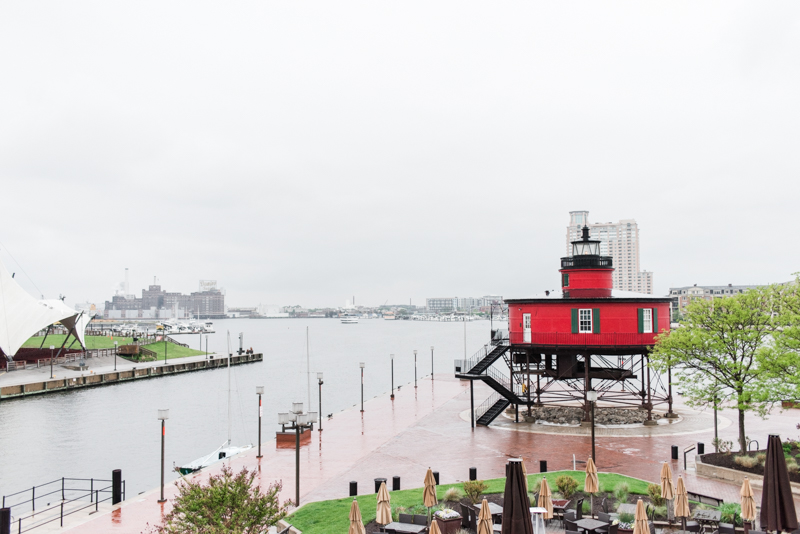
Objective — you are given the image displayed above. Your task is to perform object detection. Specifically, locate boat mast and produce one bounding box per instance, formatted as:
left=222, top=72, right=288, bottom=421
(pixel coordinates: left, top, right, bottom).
left=227, top=331, right=232, bottom=446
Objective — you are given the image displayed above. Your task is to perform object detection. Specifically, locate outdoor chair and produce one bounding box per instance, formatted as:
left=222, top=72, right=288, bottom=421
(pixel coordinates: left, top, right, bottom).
left=648, top=520, right=656, bottom=534
left=566, top=530, right=581, bottom=534
left=684, top=521, right=701, bottom=533
left=564, top=510, right=577, bottom=522
left=399, top=514, right=413, bottom=524
left=565, top=518, right=582, bottom=533
left=601, top=498, right=609, bottom=514
left=597, top=513, right=612, bottom=523
left=414, top=515, right=428, bottom=525
left=469, top=506, right=478, bottom=532
left=460, top=504, right=470, bottom=528
left=597, top=523, right=618, bottom=534
left=748, top=530, right=766, bottom=534
left=719, top=523, right=736, bottom=534
left=575, top=498, right=584, bottom=520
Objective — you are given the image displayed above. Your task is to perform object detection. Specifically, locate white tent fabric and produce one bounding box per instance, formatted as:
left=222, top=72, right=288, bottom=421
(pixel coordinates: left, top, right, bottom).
left=0, top=259, right=89, bottom=359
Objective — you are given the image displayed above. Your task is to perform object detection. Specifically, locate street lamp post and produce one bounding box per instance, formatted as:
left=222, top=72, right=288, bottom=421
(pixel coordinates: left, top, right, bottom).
left=317, top=373, right=323, bottom=431
left=49, top=345, right=55, bottom=379
left=414, top=350, right=417, bottom=388
left=390, top=354, right=395, bottom=399
left=430, top=346, right=434, bottom=380
left=205, top=335, right=208, bottom=359
left=359, top=362, right=365, bottom=412
left=157, top=409, right=169, bottom=503
left=256, top=386, right=264, bottom=458
left=113, top=341, right=118, bottom=371
left=278, top=403, right=317, bottom=506
left=586, top=390, right=598, bottom=464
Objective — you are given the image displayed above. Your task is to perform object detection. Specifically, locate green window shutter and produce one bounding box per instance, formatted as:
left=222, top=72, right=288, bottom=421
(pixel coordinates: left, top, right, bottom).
left=637, top=308, right=644, bottom=334
left=592, top=308, right=600, bottom=334
left=652, top=308, right=658, bottom=334
left=571, top=309, right=578, bottom=334
left=562, top=273, right=569, bottom=287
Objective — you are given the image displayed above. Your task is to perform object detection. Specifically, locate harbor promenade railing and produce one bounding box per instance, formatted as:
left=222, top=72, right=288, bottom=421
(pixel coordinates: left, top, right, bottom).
left=2, top=476, right=125, bottom=533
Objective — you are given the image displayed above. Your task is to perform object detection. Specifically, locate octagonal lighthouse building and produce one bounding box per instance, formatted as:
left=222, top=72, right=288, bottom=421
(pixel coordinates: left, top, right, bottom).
left=456, top=226, right=672, bottom=427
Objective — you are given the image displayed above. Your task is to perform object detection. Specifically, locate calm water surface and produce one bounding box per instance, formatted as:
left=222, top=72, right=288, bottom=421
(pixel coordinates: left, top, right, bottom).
left=0, top=318, right=490, bottom=496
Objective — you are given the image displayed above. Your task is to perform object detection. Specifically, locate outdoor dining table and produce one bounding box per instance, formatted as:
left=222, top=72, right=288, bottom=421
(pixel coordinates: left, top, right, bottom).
left=574, top=518, right=610, bottom=534
left=693, top=509, right=722, bottom=530
left=552, top=498, right=570, bottom=523
left=383, top=522, right=428, bottom=534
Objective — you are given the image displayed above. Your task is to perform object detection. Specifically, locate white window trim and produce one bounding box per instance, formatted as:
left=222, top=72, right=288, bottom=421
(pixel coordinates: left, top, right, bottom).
left=642, top=308, right=653, bottom=333
left=579, top=309, right=593, bottom=333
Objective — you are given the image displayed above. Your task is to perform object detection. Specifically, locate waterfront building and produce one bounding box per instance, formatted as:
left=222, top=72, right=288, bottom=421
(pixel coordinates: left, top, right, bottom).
left=567, top=211, right=653, bottom=294
left=104, top=280, right=225, bottom=319
left=667, top=283, right=761, bottom=317
left=426, top=295, right=503, bottom=313
left=457, top=226, right=672, bottom=426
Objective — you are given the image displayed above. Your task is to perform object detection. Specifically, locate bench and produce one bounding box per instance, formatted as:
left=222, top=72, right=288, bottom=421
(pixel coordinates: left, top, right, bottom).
left=687, top=491, right=724, bottom=507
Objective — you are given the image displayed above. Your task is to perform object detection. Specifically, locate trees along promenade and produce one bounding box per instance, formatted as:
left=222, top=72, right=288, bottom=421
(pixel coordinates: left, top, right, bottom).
left=650, top=278, right=800, bottom=454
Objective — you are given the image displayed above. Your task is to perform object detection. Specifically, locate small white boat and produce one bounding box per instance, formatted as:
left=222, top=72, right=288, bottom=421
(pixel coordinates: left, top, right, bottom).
left=203, top=321, right=215, bottom=333
left=341, top=314, right=359, bottom=324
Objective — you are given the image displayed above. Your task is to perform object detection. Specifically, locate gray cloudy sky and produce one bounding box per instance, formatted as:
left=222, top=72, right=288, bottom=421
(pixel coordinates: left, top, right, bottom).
left=1, top=2, right=798, bottom=309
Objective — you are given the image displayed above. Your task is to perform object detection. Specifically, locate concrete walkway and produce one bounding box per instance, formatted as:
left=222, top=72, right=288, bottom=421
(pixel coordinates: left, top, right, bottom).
left=67, top=376, right=800, bottom=533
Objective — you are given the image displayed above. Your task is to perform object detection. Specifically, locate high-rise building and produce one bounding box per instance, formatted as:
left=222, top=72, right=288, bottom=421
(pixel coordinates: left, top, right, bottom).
left=566, top=211, right=654, bottom=294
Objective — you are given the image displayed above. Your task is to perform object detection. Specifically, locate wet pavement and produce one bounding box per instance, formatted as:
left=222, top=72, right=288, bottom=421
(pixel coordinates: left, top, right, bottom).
left=67, top=375, right=800, bottom=532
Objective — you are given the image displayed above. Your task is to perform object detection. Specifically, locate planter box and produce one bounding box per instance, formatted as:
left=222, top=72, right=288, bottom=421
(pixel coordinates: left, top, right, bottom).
left=617, top=529, right=633, bottom=534
left=435, top=516, right=462, bottom=534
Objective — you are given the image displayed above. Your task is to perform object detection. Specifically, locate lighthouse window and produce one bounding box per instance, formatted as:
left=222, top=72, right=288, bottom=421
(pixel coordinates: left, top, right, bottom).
left=642, top=309, right=653, bottom=333
left=579, top=309, right=592, bottom=333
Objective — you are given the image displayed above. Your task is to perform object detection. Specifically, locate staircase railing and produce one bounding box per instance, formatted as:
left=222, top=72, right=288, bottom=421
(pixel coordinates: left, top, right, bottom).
left=475, top=392, right=505, bottom=421
left=484, top=365, right=523, bottom=398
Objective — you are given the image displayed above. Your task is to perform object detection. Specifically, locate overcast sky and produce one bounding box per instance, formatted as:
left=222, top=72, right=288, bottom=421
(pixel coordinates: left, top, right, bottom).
left=1, top=2, right=798, bottom=309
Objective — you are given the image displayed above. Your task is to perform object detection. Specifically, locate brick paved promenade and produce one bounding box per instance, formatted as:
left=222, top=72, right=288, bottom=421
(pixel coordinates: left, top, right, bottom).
left=68, top=375, right=800, bottom=533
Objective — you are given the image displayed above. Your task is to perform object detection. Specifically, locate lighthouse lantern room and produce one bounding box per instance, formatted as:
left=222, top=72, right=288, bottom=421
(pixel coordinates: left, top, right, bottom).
left=456, top=226, right=672, bottom=427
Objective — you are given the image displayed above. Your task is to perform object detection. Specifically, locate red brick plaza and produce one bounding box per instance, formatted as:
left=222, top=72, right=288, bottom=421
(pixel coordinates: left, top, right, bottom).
left=71, top=374, right=800, bottom=533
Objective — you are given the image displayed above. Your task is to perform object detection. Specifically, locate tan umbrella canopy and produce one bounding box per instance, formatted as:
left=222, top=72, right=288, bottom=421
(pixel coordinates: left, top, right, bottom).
left=429, top=517, right=443, bottom=534
left=585, top=458, right=599, bottom=517
left=376, top=481, right=392, bottom=525
left=423, top=468, right=438, bottom=507
left=660, top=461, right=675, bottom=522
left=349, top=498, right=366, bottom=534
left=632, top=499, right=649, bottom=534
left=537, top=477, right=553, bottom=520
left=521, top=457, right=529, bottom=493
left=675, top=476, right=690, bottom=531
left=478, top=498, right=494, bottom=534
left=740, top=477, right=756, bottom=524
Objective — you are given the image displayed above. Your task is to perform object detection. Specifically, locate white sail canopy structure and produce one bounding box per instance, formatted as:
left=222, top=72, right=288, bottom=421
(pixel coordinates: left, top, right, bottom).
left=0, top=259, right=90, bottom=359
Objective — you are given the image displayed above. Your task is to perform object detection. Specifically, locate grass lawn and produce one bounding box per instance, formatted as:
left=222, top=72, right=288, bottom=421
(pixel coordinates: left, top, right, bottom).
left=22, top=335, right=134, bottom=350
left=286, top=471, right=652, bottom=534
left=141, top=341, right=205, bottom=360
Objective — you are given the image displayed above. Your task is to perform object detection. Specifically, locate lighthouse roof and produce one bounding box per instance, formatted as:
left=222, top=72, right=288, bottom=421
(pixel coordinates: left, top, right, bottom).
left=505, top=289, right=670, bottom=304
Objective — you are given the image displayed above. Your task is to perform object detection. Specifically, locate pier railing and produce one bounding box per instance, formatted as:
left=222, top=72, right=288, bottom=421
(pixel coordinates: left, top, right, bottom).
left=2, top=476, right=125, bottom=533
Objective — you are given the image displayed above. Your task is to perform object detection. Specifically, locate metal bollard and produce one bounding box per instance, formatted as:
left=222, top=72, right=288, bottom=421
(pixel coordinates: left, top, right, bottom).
left=433, top=471, right=440, bottom=485
left=540, top=460, right=547, bottom=473
left=392, top=476, right=400, bottom=491
left=349, top=481, right=358, bottom=496
left=112, top=469, right=122, bottom=505
left=375, top=478, right=387, bottom=493
left=697, top=442, right=705, bottom=455
left=671, top=445, right=679, bottom=460
left=469, top=467, right=477, bottom=481
left=0, top=507, right=10, bottom=534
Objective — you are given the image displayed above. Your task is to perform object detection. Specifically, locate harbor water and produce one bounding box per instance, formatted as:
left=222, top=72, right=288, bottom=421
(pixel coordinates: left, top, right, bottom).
left=0, top=318, right=490, bottom=497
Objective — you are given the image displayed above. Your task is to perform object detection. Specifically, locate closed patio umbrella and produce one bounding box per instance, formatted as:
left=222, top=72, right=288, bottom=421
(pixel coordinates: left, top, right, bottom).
left=430, top=516, right=443, bottom=534
left=740, top=477, right=756, bottom=533
left=521, top=457, right=529, bottom=492
left=675, top=476, right=690, bottom=532
left=478, top=498, right=494, bottom=534
left=502, top=458, right=534, bottom=534
left=632, top=499, right=648, bottom=534
left=376, top=481, right=392, bottom=525
left=424, top=467, right=438, bottom=524
left=585, top=458, right=599, bottom=518
left=660, top=461, right=675, bottom=522
left=349, top=498, right=366, bottom=534
left=537, top=477, right=553, bottom=520
left=760, top=434, right=798, bottom=533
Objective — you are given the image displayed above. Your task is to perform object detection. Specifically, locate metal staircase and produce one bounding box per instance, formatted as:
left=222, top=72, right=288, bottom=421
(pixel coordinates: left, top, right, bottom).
left=456, top=343, right=523, bottom=426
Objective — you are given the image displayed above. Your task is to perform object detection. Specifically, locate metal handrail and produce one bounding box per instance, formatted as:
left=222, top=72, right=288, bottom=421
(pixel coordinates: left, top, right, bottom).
left=475, top=392, right=504, bottom=420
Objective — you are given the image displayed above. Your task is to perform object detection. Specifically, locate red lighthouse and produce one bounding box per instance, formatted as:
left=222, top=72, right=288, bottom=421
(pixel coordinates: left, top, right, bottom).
left=456, top=226, right=672, bottom=426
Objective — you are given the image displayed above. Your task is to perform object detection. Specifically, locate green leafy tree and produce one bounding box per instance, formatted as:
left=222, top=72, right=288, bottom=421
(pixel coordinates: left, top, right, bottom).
left=766, top=275, right=800, bottom=401
left=650, top=287, right=781, bottom=452
left=148, top=465, right=288, bottom=534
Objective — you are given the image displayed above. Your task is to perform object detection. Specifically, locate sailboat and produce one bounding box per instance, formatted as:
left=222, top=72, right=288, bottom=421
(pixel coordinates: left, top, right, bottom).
left=177, top=332, right=252, bottom=475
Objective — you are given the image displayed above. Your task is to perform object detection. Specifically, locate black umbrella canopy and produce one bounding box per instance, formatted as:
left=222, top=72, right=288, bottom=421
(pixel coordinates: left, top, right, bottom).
left=502, top=458, right=533, bottom=534
left=760, top=434, right=798, bottom=533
